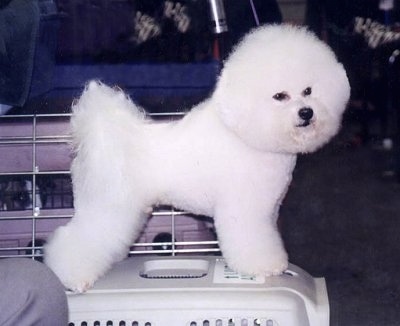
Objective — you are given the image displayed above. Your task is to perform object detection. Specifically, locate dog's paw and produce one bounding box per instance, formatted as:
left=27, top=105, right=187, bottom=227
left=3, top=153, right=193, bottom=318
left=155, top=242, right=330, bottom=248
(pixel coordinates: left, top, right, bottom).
left=242, top=258, right=288, bottom=277
left=46, top=255, right=103, bottom=293
left=45, top=255, right=99, bottom=293
left=254, top=256, right=288, bottom=277
left=224, top=247, right=289, bottom=277
left=65, top=280, right=94, bottom=294
left=44, top=226, right=106, bottom=292
left=262, top=256, right=289, bottom=277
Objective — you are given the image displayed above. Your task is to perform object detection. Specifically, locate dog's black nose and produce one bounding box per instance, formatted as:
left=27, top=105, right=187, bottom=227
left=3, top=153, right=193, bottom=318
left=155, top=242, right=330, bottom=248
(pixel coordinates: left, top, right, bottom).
left=298, top=107, right=313, bottom=121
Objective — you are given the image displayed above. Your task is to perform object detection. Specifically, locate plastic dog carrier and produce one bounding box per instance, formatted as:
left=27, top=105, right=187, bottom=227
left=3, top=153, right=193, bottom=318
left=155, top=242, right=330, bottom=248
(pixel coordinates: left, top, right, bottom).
left=0, top=113, right=329, bottom=326
left=68, top=256, right=329, bottom=326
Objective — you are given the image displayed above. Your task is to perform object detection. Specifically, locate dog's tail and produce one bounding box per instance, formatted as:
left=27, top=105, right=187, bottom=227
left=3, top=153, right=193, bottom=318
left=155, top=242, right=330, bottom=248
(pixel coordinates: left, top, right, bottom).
left=70, top=80, right=146, bottom=154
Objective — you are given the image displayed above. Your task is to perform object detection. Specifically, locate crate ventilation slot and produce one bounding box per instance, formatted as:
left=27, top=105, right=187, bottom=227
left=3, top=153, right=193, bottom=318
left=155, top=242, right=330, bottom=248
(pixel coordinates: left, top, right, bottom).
left=139, top=259, right=209, bottom=279
left=68, top=321, right=151, bottom=326
left=189, top=318, right=277, bottom=326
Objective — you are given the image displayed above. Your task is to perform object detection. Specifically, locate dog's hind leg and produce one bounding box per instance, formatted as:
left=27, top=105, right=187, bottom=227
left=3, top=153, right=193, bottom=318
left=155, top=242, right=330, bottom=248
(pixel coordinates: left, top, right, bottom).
left=45, top=82, right=150, bottom=292
left=45, top=206, right=148, bottom=293
left=45, top=145, right=150, bottom=292
left=44, top=138, right=150, bottom=291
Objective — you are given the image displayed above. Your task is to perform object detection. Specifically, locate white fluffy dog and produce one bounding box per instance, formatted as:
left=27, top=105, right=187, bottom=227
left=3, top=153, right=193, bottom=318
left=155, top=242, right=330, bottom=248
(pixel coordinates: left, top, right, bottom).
left=45, top=24, right=350, bottom=292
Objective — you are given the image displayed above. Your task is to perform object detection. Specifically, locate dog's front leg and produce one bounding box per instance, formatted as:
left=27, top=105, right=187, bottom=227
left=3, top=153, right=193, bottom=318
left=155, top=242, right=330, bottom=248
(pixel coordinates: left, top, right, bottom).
left=214, top=199, right=288, bottom=277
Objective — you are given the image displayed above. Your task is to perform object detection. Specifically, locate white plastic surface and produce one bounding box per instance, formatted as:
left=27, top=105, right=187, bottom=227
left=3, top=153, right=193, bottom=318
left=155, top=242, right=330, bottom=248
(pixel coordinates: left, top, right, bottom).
left=68, top=256, right=329, bottom=326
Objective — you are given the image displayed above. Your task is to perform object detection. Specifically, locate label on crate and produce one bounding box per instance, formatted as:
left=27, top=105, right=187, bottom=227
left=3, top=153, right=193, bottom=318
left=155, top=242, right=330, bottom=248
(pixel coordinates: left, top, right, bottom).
left=213, top=258, right=265, bottom=284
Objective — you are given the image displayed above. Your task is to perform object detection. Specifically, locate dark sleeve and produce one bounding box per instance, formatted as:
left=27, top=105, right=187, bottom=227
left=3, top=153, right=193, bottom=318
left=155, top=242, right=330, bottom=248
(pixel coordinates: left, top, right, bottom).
left=0, top=0, right=40, bottom=106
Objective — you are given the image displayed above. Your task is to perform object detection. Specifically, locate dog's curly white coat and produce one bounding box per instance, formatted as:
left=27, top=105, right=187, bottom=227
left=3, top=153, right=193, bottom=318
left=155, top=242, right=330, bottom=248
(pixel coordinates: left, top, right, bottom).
left=45, top=25, right=350, bottom=292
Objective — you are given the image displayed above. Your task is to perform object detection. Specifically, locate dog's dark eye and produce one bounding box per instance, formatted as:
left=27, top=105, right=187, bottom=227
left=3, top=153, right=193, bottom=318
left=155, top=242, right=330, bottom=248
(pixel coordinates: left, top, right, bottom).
left=273, top=92, right=289, bottom=101
left=302, top=87, right=312, bottom=96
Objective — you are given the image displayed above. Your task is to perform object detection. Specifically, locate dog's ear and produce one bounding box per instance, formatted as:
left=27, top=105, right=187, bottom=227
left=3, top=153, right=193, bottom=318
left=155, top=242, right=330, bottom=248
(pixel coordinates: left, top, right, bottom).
left=315, top=62, right=351, bottom=117
left=213, top=69, right=249, bottom=134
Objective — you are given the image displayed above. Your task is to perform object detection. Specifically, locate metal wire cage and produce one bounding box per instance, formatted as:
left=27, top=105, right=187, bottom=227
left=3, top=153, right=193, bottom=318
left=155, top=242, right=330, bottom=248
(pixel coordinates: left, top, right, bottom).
left=0, top=112, right=220, bottom=261
left=0, top=112, right=330, bottom=326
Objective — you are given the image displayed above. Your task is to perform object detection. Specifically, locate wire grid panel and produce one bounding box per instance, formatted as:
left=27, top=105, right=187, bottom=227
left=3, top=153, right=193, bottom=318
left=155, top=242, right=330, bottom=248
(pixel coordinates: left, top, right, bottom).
left=0, top=113, right=220, bottom=260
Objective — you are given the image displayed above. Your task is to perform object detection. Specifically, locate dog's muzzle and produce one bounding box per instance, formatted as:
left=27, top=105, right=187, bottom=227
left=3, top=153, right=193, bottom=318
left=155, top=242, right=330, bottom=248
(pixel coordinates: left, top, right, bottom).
left=297, top=107, right=314, bottom=127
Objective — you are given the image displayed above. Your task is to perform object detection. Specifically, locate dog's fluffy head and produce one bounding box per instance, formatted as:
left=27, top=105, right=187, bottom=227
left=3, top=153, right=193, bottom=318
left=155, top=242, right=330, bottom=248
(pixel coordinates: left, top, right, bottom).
left=213, top=24, right=350, bottom=154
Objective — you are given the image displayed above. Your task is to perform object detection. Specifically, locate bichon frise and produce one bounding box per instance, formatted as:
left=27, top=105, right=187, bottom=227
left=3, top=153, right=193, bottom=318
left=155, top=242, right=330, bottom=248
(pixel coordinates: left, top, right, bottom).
left=45, top=24, right=350, bottom=292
